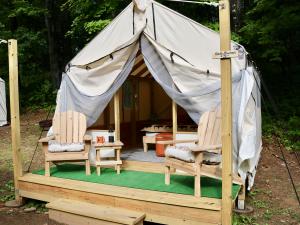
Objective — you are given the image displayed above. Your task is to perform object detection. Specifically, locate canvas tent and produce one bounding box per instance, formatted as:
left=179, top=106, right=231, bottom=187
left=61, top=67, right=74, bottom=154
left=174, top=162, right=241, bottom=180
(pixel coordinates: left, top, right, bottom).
left=53, top=0, right=262, bottom=189
left=0, top=77, right=7, bottom=127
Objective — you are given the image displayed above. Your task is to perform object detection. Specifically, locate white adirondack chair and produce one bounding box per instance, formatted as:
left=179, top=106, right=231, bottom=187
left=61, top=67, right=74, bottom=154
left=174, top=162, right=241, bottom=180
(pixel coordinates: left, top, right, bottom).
left=39, top=111, right=91, bottom=176
left=162, top=107, right=243, bottom=197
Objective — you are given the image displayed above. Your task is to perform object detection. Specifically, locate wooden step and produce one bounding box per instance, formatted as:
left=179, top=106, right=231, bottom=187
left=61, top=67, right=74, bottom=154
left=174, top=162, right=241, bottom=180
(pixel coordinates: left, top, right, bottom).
left=46, top=199, right=145, bottom=225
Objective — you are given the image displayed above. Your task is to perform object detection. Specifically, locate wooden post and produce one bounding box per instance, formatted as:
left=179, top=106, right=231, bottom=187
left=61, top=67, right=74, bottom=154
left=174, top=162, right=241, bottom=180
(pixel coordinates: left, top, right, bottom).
left=172, top=100, right=177, bottom=140
left=8, top=39, right=23, bottom=204
left=114, top=90, right=120, bottom=141
left=219, top=1, right=233, bottom=224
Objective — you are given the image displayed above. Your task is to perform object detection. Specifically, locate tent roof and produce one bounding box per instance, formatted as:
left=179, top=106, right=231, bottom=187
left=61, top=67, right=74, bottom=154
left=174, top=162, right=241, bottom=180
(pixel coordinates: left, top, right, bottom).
left=68, top=0, right=246, bottom=76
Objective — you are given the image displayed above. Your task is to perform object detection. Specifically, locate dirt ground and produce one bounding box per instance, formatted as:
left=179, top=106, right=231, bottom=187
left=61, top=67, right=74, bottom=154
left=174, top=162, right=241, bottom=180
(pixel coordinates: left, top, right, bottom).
left=0, top=110, right=299, bottom=225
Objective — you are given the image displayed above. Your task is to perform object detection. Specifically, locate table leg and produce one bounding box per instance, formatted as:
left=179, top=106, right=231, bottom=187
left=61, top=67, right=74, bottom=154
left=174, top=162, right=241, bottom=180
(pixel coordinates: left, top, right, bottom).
left=116, top=149, right=121, bottom=174
left=96, top=149, right=101, bottom=176
left=114, top=149, right=117, bottom=170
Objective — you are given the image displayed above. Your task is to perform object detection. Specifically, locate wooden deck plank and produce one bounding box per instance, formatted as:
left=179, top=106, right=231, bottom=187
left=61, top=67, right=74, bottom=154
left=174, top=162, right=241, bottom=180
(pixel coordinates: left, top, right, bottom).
left=122, top=161, right=165, bottom=173
left=47, top=199, right=145, bottom=225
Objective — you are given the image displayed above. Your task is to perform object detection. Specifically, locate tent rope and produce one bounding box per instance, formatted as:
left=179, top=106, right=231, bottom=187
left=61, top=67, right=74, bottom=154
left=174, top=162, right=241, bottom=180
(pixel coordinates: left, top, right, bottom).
left=164, top=0, right=219, bottom=7
left=254, top=68, right=300, bottom=207
left=26, top=104, right=54, bottom=172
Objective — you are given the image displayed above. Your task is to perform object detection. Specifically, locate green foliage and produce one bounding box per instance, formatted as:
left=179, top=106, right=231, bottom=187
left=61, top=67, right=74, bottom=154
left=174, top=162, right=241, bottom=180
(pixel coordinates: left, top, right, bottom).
left=263, top=114, right=300, bottom=151
left=84, top=20, right=111, bottom=35
left=61, top=0, right=130, bottom=47
left=25, top=200, right=47, bottom=213
left=0, top=180, right=15, bottom=202
left=240, top=0, right=300, bottom=62
left=28, top=80, right=57, bottom=110
left=240, top=0, right=300, bottom=151
left=233, top=214, right=258, bottom=225
left=0, top=0, right=54, bottom=109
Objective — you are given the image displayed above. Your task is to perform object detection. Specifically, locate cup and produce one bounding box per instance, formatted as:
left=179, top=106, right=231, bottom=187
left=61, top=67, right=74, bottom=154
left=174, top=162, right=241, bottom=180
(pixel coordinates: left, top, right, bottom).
left=96, top=136, right=105, bottom=144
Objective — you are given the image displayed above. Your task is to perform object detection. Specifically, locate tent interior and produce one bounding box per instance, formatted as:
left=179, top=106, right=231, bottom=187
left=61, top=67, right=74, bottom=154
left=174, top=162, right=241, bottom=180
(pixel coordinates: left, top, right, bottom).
left=89, top=50, right=196, bottom=149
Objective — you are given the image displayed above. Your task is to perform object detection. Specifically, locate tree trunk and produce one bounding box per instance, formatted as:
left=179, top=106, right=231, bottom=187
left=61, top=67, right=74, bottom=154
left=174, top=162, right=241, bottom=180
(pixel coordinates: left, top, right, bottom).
left=45, top=0, right=59, bottom=87
left=45, top=0, right=71, bottom=88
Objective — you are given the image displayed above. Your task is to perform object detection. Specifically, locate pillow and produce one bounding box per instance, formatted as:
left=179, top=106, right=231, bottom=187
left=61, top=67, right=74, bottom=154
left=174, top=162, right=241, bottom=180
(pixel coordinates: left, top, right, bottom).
left=48, top=141, right=84, bottom=153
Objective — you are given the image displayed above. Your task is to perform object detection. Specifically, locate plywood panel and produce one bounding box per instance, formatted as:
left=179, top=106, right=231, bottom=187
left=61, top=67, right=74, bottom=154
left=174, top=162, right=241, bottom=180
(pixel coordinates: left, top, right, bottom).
left=153, top=82, right=172, bottom=120
left=138, top=80, right=151, bottom=120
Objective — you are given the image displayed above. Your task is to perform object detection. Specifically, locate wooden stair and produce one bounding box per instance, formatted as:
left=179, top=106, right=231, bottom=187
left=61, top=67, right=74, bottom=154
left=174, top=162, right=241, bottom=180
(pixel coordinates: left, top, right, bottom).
left=46, top=199, right=146, bottom=225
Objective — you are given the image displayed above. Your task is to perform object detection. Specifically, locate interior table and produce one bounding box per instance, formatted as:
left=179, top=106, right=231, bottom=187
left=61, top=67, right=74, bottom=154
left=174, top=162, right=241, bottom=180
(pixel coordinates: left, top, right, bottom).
left=94, top=141, right=124, bottom=175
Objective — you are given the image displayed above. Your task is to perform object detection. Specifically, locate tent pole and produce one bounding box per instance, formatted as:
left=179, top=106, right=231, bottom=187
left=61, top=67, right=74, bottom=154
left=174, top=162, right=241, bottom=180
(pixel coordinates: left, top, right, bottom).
left=219, top=1, right=233, bottom=224
left=8, top=39, right=23, bottom=206
left=114, top=90, right=120, bottom=141
left=172, top=100, right=177, bottom=140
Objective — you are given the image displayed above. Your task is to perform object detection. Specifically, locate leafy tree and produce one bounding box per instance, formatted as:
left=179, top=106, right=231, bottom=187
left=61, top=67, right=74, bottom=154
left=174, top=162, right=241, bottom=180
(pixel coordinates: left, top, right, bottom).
left=240, top=0, right=300, bottom=107
left=0, top=0, right=53, bottom=109
left=61, top=0, right=131, bottom=54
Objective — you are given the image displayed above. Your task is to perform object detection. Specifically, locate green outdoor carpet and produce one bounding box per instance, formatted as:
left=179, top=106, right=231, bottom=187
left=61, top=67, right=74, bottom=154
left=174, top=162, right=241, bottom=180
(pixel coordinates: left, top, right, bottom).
left=33, top=164, right=240, bottom=199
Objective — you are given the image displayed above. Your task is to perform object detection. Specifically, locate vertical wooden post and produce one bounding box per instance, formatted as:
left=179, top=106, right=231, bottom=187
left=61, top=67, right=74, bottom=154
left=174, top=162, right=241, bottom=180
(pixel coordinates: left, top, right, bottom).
left=219, top=1, right=233, bottom=224
left=172, top=100, right=177, bottom=140
left=8, top=39, right=23, bottom=204
left=114, top=90, right=120, bottom=141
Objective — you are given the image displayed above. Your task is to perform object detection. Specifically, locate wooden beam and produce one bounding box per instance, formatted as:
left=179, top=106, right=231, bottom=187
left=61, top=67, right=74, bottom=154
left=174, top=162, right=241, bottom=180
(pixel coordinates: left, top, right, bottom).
left=172, top=100, right=177, bottom=140
left=219, top=1, right=233, bottom=224
left=114, top=90, right=120, bottom=141
left=8, top=39, right=23, bottom=204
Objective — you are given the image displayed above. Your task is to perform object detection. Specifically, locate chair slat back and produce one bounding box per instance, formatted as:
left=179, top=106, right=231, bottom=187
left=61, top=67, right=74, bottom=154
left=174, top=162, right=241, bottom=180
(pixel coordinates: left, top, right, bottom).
left=53, top=111, right=87, bottom=144
left=197, top=107, right=222, bottom=148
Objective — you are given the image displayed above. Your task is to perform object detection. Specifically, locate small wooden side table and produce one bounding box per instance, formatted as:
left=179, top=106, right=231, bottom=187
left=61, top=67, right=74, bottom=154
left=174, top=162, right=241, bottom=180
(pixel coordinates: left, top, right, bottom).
left=94, top=141, right=124, bottom=175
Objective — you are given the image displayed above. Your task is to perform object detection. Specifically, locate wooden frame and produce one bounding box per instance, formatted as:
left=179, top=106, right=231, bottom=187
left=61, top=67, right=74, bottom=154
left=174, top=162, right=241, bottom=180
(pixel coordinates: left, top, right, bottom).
left=8, top=39, right=23, bottom=204
left=219, top=1, right=234, bottom=224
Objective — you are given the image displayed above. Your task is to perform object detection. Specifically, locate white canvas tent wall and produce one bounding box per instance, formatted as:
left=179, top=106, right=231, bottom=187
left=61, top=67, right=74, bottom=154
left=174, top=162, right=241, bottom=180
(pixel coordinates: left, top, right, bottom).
left=53, top=0, right=262, bottom=188
left=0, top=77, right=7, bottom=126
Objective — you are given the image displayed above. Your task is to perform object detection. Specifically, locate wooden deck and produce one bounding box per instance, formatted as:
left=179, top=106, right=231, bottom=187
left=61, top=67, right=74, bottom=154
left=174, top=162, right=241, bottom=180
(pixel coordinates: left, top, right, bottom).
left=18, top=174, right=221, bottom=225
left=18, top=161, right=237, bottom=225
left=19, top=161, right=241, bottom=225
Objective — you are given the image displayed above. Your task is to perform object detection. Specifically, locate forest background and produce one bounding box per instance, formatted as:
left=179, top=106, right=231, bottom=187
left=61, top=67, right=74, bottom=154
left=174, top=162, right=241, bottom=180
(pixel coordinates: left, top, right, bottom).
left=0, top=0, right=299, bottom=150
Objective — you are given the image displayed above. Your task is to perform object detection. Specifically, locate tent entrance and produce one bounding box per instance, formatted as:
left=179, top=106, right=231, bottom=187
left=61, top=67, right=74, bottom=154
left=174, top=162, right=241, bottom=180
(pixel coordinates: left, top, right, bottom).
left=89, top=48, right=196, bottom=158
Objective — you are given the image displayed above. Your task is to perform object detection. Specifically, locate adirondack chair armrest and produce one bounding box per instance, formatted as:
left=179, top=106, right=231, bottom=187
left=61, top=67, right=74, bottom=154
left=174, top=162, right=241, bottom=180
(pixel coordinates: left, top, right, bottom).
left=39, top=135, right=55, bottom=143
left=190, top=144, right=222, bottom=152
left=156, top=139, right=198, bottom=145
left=83, top=134, right=92, bottom=142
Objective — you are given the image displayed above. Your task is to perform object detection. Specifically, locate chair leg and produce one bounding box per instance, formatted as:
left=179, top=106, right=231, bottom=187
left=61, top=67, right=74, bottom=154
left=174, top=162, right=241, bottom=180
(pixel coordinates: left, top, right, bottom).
left=165, top=166, right=170, bottom=185
left=143, top=142, right=148, bottom=152
left=45, top=161, right=50, bottom=177
left=194, top=173, right=201, bottom=197
left=194, top=153, right=202, bottom=197
left=116, top=149, right=121, bottom=174
left=85, top=160, right=91, bottom=175
left=237, top=183, right=246, bottom=209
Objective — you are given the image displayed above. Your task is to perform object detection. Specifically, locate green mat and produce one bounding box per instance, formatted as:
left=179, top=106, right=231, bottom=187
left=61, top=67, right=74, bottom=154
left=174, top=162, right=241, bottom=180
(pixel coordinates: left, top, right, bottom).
left=33, top=164, right=240, bottom=199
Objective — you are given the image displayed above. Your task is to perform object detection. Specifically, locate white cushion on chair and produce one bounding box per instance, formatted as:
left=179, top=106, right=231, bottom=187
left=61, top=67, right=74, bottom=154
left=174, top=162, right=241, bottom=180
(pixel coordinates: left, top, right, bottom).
left=165, top=146, right=195, bottom=162
left=48, top=141, right=84, bottom=152
left=203, top=152, right=221, bottom=164
left=165, top=145, right=221, bottom=164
